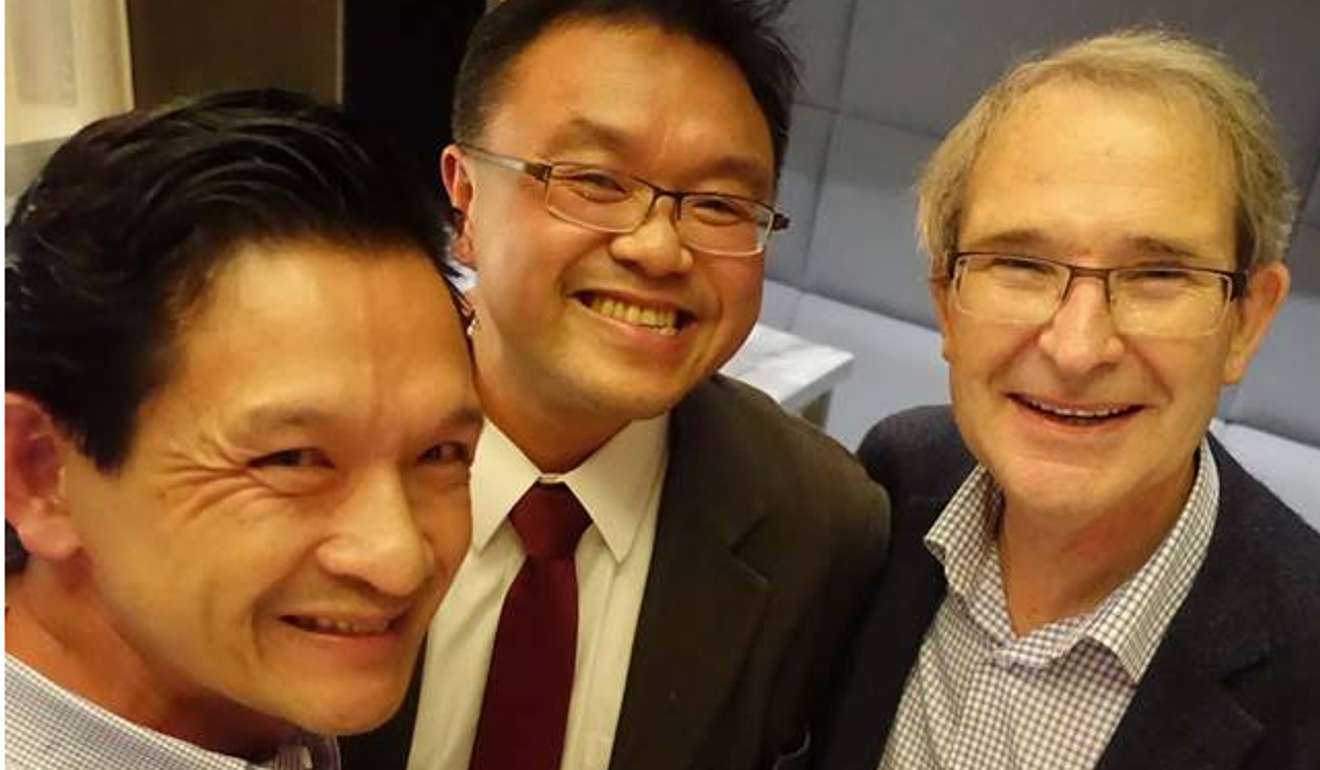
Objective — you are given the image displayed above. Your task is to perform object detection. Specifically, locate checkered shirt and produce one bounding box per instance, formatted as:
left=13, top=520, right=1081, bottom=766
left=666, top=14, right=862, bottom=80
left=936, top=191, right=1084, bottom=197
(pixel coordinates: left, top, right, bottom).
left=878, top=440, right=1220, bottom=770
left=5, top=655, right=340, bottom=770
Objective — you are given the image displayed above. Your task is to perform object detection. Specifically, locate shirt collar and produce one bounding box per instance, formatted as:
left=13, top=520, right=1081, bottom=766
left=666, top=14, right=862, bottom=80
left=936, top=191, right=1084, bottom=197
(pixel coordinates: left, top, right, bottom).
left=1086, top=440, right=1219, bottom=679
left=925, top=439, right=1221, bottom=680
left=470, top=414, right=669, bottom=563
left=924, top=464, right=1002, bottom=600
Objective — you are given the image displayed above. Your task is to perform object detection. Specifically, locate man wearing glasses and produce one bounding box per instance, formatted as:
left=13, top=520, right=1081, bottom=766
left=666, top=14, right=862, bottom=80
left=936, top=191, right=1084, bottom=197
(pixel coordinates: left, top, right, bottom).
left=340, top=2, right=889, bottom=770
left=821, top=30, right=1320, bottom=770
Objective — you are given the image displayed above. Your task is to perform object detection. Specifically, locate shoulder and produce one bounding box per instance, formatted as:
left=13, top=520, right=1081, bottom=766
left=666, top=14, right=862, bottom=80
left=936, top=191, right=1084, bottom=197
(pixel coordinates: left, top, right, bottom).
left=672, top=376, right=890, bottom=549
left=1217, top=441, right=1320, bottom=599
left=857, top=405, right=973, bottom=506
left=1195, top=442, right=1320, bottom=748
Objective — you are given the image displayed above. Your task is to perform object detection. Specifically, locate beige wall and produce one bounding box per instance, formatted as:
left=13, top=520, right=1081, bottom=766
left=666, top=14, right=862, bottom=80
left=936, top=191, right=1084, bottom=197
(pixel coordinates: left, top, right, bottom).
left=5, top=0, right=134, bottom=145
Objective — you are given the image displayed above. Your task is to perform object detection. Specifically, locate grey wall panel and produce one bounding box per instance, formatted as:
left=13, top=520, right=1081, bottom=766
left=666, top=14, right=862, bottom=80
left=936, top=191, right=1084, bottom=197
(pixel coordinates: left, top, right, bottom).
left=1303, top=161, right=1320, bottom=227
left=1225, top=293, right=1320, bottom=446
left=770, top=104, right=834, bottom=286
left=757, top=279, right=803, bottom=332
left=780, top=0, right=858, bottom=110
left=1284, top=220, right=1320, bottom=297
left=804, top=114, right=938, bottom=327
left=836, top=0, right=1320, bottom=187
left=790, top=293, right=947, bottom=451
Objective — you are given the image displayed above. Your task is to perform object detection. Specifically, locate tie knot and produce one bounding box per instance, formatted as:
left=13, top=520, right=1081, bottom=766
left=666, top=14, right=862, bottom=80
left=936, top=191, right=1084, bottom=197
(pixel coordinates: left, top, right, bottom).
left=509, top=483, right=591, bottom=559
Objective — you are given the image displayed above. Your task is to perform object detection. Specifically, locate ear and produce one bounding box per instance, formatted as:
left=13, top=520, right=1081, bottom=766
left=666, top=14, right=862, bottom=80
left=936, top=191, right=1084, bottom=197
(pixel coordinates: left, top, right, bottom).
left=441, top=144, right=478, bottom=269
left=1223, top=261, right=1290, bottom=385
left=929, top=279, right=956, bottom=362
left=5, top=394, right=81, bottom=561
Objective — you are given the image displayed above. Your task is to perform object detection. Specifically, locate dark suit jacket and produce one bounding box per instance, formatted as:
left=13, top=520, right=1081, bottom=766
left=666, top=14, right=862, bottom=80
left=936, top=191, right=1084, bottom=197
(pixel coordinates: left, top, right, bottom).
left=342, top=376, right=891, bottom=770
left=819, top=405, right=1320, bottom=770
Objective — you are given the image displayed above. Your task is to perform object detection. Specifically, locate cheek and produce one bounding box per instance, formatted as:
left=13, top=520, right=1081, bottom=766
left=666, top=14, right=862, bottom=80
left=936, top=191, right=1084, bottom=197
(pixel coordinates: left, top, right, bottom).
left=709, top=261, right=763, bottom=325
left=416, top=487, right=473, bottom=580
left=1146, top=344, right=1230, bottom=423
left=946, top=321, right=1029, bottom=392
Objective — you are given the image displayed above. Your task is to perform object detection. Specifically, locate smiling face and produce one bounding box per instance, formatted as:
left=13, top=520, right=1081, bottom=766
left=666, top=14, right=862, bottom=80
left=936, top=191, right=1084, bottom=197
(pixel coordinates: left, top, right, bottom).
left=936, top=79, right=1286, bottom=532
left=58, top=240, right=480, bottom=741
left=444, top=20, right=773, bottom=469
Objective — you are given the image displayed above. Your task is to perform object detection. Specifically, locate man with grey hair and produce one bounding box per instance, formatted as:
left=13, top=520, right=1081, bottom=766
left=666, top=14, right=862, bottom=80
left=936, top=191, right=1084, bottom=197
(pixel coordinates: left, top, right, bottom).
left=821, top=29, right=1319, bottom=770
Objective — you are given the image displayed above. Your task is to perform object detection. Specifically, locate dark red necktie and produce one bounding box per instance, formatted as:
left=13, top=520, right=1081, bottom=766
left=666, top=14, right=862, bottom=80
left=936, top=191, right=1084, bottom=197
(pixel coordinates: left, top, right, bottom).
left=469, top=483, right=591, bottom=770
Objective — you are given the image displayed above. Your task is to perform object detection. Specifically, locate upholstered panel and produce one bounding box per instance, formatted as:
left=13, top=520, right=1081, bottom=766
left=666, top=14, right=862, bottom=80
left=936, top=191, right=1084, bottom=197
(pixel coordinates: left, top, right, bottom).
left=1284, top=220, right=1320, bottom=297
left=790, top=293, right=947, bottom=451
left=1226, top=223, right=1320, bottom=447
left=758, top=279, right=803, bottom=331
left=836, top=0, right=1320, bottom=183
left=1303, top=162, right=1320, bottom=226
left=778, top=0, right=857, bottom=110
left=770, top=104, right=835, bottom=286
left=1219, top=424, right=1320, bottom=526
left=804, top=115, right=939, bottom=327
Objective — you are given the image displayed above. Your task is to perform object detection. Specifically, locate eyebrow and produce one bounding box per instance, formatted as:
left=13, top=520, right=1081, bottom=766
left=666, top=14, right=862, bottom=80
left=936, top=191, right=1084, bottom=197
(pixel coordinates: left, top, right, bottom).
left=239, top=405, right=335, bottom=434
left=541, top=115, right=774, bottom=197
left=438, top=405, right=486, bottom=434
left=238, top=403, right=485, bottom=436
left=961, top=228, right=1214, bottom=264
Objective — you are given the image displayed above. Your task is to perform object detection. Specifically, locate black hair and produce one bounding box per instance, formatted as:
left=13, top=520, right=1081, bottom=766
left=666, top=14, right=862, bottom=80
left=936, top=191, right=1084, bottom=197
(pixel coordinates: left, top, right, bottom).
left=452, top=0, right=798, bottom=174
left=6, top=88, right=462, bottom=474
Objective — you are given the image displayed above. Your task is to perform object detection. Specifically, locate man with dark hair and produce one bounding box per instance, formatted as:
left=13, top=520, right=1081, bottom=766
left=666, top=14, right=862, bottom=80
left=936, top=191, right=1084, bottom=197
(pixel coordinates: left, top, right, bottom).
left=821, top=30, right=1320, bottom=770
left=5, top=90, right=483, bottom=769
left=341, top=2, right=889, bottom=770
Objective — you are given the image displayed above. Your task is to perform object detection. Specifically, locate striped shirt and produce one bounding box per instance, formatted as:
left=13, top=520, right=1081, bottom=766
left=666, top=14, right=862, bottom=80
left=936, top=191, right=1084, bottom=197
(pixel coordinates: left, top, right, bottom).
left=879, top=440, right=1220, bottom=770
left=5, top=655, right=340, bottom=770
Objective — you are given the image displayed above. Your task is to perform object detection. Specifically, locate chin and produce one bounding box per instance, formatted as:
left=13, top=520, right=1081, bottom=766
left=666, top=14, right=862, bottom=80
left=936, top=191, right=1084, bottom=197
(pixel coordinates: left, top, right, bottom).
left=996, top=460, right=1121, bottom=522
left=580, top=376, right=692, bottom=420
left=296, top=697, right=401, bottom=737
left=283, top=677, right=410, bottom=736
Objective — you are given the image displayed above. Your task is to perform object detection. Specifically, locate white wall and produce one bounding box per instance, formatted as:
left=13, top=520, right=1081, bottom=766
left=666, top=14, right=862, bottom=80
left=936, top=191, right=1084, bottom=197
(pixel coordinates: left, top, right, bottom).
left=5, top=0, right=133, bottom=201
left=6, top=0, right=133, bottom=143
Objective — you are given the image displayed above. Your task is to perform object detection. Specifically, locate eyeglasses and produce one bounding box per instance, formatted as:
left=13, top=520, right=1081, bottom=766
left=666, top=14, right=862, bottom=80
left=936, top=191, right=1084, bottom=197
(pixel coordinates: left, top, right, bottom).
left=946, top=252, right=1248, bottom=337
left=458, top=144, right=789, bottom=257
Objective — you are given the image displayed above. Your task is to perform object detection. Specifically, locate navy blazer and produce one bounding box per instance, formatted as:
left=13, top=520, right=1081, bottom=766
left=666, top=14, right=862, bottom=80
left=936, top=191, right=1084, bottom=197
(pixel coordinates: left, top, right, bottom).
left=819, top=405, right=1320, bottom=770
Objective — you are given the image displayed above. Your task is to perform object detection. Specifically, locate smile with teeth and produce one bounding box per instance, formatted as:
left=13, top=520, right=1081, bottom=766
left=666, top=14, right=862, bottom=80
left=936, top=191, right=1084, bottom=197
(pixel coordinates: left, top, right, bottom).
left=1016, top=395, right=1140, bottom=420
left=284, top=615, right=393, bottom=636
left=584, top=294, right=683, bottom=335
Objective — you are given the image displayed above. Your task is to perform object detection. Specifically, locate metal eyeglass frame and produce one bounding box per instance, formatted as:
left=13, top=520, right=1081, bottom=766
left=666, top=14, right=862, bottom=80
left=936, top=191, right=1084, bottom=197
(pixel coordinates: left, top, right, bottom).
left=457, top=143, right=790, bottom=257
left=945, top=251, right=1249, bottom=332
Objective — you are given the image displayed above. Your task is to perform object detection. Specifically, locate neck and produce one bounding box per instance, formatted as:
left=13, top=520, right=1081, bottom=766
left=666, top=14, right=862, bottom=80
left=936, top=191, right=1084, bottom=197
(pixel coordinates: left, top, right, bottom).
left=5, top=564, right=292, bottom=761
left=996, top=461, right=1194, bottom=636
left=472, top=347, right=626, bottom=475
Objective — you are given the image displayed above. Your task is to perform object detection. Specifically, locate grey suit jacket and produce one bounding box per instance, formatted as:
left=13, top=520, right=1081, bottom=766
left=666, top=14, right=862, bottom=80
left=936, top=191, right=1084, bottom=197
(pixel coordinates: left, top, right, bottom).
left=819, top=405, right=1320, bottom=770
left=342, top=376, right=891, bottom=770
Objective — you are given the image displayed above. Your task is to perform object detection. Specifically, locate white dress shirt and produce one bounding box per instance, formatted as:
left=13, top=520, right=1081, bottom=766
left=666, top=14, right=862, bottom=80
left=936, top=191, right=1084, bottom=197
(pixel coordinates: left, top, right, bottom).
left=408, top=415, right=669, bottom=770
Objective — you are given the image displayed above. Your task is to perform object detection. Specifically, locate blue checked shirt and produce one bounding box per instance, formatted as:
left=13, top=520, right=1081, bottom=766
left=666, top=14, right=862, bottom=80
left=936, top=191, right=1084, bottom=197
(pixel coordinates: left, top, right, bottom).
left=879, top=440, right=1220, bottom=770
left=5, top=655, right=340, bottom=770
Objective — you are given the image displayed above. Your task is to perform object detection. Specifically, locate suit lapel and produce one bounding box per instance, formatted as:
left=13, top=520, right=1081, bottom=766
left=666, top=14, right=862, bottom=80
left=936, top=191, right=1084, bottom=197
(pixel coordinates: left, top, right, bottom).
left=1097, top=441, right=1269, bottom=770
left=821, top=494, right=946, bottom=770
left=609, top=381, right=772, bottom=770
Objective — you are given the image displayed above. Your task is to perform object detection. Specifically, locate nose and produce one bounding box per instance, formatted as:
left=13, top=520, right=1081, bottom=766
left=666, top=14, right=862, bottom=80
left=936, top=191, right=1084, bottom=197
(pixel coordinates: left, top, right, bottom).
left=608, top=195, right=694, bottom=277
left=1037, top=276, right=1126, bottom=375
left=318, top=469, right=434, bottom=598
